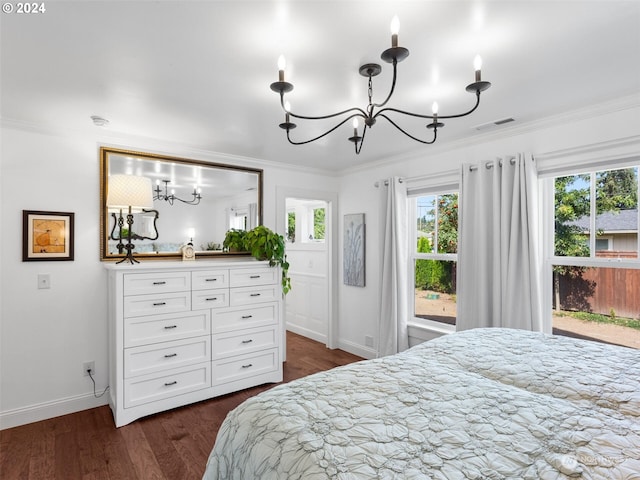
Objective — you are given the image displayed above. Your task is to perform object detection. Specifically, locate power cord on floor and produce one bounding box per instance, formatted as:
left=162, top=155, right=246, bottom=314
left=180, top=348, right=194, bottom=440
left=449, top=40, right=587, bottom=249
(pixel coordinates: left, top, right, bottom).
left=87, top=368, right=110, bottom=398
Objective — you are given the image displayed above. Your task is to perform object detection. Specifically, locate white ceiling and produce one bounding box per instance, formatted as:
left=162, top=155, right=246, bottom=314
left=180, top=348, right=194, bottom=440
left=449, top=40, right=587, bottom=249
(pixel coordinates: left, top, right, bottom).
left=1, top=0, right=639, bottom=172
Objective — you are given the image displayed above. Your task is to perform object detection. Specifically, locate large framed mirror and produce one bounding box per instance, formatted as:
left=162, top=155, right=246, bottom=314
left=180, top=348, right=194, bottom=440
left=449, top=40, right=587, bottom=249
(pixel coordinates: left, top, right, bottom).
left=100, top=147, right=263, bottom=261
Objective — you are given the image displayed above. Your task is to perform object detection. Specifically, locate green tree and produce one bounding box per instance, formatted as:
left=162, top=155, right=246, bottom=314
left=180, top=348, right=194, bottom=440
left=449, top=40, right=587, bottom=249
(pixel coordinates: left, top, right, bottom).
left=596, top=167, right=638, bottom=212
left=553, top=168, right=638, bottom=310
left=414, top=194, right=458, bottom=294
left=437, top=193, right=458, bottom=253
left=554, top=174, right=590, bottom=258
left=314, top=208, right=325, bottom=240
left=287, top=212, right=295, bottom=242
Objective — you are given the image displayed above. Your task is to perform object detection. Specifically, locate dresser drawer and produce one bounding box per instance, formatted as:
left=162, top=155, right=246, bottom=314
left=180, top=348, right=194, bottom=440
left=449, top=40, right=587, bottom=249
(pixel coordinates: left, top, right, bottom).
left=124, top=363, right=211, bottom=408
left=192, top=288, right=230, bottom=310
left=212, top=348, right=279, bottom=386
left=124, top=336, right=211, bottom=378
left=124, top=292, right=191, bottom=318
left=124, top=311, right=210, bottom=348
left=124, top=272, right=190, bottom=296
left=230, top=285, right=279, bottom=306
left=230, top=267, right=277, bottom=287
left=212, top=326, right=277, bottom=359
left=192, top=269, right=230, bottom=290
left=212, top=304, right=278, bottom=333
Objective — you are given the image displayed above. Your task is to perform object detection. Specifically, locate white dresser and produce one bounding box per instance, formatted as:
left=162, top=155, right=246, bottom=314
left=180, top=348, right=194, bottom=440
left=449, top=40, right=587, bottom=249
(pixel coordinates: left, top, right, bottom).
left=105, top=260, right=283, bottom=427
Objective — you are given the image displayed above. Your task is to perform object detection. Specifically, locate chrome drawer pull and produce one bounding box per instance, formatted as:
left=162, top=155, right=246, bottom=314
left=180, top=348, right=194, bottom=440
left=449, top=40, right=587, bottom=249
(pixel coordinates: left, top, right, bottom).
left=241, top=364, right=253, bottom=369
left=206, top=297, right=218, bottom=301
left=164, top=325, right=177, bottom=330
left=153, top=302, right=167, bottom=306
left=152, top=281, right=167, bottom=285
left=164, top=381, right=177, bottom=386
left=241, top=339, right=253, bottom=344
left=164, top=353, right=177, bottom=358
left=205, top=278, right=218, bottom=282
left=250, top=275, right=261, bottom=279
left=241, top=315, right=253, bottom=319
left=250, top=293, right=261, bottom=297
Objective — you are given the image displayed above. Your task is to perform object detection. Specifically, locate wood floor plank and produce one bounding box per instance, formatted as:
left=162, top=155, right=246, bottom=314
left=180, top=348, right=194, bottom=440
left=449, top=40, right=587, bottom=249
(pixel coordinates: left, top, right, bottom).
left=0, top=332, right=363, bottom=479
left=118, top=422, right=166, bottom=480
left=0, top=425, right=33, bottom=479
left=28, top=426, right=55, bottom=479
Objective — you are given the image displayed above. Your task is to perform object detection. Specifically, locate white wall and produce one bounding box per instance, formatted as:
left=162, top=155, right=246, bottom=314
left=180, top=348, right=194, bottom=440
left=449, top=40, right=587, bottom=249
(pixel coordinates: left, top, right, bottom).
left=337, top=96, right=640, bottom=358
left=0, top=125, right=339, bottom=429
left=1, top=95, right=638, bottom=428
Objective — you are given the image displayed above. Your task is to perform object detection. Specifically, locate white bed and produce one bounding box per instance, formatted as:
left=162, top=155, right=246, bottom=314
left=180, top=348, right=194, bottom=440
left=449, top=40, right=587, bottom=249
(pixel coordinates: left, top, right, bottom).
left=203, top=328, right=640, bottom=479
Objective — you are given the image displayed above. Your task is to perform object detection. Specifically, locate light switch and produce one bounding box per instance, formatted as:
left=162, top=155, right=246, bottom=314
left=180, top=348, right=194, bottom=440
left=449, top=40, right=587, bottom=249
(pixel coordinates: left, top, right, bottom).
left=38, top=274, right=51, bottom=289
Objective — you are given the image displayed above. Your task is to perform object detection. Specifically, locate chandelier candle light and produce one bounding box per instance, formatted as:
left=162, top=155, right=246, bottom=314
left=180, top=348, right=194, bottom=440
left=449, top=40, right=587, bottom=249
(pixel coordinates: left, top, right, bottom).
left=154, top=179, right=202, bottom=206
left=270, top=16, right=491, bottom=154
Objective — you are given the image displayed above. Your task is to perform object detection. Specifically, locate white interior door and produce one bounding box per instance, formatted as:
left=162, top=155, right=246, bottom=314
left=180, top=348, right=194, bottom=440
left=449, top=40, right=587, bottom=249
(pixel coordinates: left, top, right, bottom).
left=276, top=187, right=338, bottom=349
left=284, top=198, right=329, bottom=344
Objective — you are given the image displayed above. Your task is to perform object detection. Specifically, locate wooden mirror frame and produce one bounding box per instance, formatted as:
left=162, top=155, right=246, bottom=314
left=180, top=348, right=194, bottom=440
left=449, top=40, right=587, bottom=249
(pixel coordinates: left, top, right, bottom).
left=100, top=147, right=263, bottom=261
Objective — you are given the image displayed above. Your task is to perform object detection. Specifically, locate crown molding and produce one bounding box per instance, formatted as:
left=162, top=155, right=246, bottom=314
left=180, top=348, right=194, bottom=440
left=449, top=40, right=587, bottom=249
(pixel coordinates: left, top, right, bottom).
left=0, top=117, right=339, bottom=178
left=340, top=93, right=640, bottom=176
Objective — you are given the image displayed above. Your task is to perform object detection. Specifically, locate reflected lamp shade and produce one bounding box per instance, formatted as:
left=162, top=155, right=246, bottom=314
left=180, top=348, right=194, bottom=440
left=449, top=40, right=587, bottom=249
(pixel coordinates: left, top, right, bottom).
left=106, top=175, right=154, bottom=212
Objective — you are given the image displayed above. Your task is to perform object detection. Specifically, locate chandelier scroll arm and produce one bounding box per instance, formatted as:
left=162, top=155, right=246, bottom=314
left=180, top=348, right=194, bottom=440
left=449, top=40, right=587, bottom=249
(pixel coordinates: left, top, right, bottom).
left=377, top=113, right=439, bottom=145
left=432, top=91, right=482, bottom=120
left=373, top=91, right=482, bottom=122
left=279, top=93, right=368, bottom=121
left=285, top=113, right=364, bottom=146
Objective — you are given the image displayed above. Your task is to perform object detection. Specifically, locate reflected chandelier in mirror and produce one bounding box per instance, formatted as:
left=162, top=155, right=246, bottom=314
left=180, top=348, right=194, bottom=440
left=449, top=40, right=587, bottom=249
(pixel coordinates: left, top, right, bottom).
left=100, top=147, right=263, bottom=261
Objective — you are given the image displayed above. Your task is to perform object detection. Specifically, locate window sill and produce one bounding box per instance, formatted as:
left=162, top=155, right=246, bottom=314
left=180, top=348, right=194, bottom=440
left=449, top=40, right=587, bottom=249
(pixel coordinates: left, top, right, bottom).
left=408, top=319, right=455, bottom=343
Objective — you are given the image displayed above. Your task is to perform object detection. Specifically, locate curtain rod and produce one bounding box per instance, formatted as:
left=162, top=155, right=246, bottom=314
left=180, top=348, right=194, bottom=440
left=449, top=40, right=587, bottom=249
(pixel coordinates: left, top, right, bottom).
left=374, top=177, right=404, bottom=188
left=469, top=157, right=518, bottom=172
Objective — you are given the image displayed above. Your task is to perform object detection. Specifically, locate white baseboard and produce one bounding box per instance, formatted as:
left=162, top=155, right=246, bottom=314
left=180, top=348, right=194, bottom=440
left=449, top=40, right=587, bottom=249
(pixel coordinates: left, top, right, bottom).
left=0, top=392, right=109, bottom=430
left=338, top=339, right=376, bottom=360
left=286, top=323, right=327, bottom=345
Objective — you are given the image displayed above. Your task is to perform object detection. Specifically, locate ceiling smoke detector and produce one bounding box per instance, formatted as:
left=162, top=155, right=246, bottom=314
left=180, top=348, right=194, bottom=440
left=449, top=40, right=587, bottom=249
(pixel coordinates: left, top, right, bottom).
left=91, top=115, right=109, bottom=127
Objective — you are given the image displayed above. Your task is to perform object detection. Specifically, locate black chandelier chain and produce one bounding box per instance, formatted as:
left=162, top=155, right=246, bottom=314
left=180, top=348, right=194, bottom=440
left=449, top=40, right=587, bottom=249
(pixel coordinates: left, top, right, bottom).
left=270, top=17, right=491, bottom=155
left=153, top=180, right=202, bottom=206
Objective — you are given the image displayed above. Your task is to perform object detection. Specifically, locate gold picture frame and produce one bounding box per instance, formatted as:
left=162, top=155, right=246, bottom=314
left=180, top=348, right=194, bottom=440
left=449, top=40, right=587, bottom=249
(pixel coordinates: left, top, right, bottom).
left=23, top=210, right=75, bottom=261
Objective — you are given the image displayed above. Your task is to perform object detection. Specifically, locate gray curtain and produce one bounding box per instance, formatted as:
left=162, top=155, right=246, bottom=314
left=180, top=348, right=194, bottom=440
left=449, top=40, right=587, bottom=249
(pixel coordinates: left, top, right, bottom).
left=378, top=177, right=410, bottom=356
left=457, top=154, right=546, bottom=332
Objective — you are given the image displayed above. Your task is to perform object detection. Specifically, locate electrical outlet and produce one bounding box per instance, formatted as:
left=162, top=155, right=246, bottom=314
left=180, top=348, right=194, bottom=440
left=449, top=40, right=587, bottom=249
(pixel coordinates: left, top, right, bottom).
left=37, top=273, right=51, bottom=289
left=83, top=361, right=95, bottom=376
left=365, top=335, right=374, bottom=347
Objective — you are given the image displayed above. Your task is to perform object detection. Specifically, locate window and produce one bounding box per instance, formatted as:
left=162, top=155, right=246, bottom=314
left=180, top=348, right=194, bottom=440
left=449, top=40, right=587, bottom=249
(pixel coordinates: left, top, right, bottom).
left=411, top=192, right=458, bottom=326
left=285, top=199, right=327, bottom=244
left=287, top=211, right=296, bottom=242
left=549, top=165, right=639, bottom=349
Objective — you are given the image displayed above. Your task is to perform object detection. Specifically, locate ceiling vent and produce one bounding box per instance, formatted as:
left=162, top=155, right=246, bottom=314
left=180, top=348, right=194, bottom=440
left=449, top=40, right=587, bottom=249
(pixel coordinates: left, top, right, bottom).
left=474, top=117, right=515, bottom=131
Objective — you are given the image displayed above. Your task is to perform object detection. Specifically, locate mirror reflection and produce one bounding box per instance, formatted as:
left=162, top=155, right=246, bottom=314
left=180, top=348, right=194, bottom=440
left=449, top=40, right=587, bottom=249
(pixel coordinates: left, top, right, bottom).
left=100, top=147, right=263, bottom=260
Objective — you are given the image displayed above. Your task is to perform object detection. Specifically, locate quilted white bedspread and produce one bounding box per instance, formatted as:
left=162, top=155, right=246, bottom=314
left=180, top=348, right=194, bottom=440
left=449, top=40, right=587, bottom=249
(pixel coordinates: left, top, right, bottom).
left=203, top=328, right=640, bottom=479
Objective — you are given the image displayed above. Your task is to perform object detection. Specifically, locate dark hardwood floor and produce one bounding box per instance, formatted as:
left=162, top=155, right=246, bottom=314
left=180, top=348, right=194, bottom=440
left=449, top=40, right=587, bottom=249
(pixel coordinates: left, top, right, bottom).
left=0, top=332, right=363, bottom=480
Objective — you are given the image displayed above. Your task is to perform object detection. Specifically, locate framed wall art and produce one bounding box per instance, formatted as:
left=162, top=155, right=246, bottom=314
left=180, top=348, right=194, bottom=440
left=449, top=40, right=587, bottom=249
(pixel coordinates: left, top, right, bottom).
left=23, top=210, right=75, bottom=261
left=343, top=213, right=365, bottom=287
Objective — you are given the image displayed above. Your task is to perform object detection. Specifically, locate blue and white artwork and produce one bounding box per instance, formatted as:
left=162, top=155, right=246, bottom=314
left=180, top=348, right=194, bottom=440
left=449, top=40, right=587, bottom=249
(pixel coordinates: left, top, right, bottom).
left=344, top=213, right=365, bottom=287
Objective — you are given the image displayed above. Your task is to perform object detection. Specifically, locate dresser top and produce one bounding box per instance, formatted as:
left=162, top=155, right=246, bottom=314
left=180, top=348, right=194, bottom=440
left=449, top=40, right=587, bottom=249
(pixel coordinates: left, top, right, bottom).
left=104, top=258, right=270, bottom=272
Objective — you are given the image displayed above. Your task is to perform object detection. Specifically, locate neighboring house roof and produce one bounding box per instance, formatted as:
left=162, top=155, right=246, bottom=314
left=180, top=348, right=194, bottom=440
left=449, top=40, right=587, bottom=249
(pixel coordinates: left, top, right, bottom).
left=569, top=208, right=638, bottom=232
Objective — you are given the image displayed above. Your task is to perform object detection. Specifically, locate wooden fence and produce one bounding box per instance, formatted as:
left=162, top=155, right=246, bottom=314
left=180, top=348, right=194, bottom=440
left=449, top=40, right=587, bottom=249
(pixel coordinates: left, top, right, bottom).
left=557, top=259, right=640, bottom=319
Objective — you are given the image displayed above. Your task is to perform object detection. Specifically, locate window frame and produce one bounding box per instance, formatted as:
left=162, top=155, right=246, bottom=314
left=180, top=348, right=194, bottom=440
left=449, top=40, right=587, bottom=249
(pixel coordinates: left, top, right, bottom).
left=408, top=186, right=459, bottom=332
left=541, top=163, right=640, bottom=331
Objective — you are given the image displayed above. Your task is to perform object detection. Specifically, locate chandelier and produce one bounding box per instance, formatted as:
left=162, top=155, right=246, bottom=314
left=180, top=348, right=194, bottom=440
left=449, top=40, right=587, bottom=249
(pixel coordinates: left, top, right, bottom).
left=153, top=180, right=202, bottom=206
left=270, top=16, right=491, bottom=154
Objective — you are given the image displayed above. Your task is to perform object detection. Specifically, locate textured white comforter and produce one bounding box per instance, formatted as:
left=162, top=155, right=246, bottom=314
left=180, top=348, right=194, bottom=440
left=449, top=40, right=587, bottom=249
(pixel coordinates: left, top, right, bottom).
left=203, top=328, right=640, bottom=479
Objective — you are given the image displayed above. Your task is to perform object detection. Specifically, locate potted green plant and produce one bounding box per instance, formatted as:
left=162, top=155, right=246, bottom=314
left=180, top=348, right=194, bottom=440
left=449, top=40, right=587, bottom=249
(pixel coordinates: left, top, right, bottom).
left=244, top=225, right=291, bottom=295
left=223, top=226, right=291, bottom=294
left=223, top=228, right=248, bottom=252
